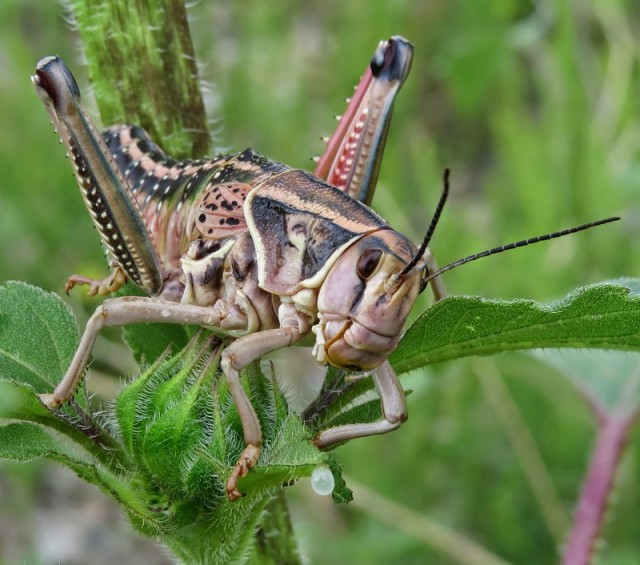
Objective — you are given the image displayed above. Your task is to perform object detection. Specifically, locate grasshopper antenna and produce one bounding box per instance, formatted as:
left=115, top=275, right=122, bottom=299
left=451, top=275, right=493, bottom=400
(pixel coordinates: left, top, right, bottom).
left=397, top=168, right=450, bottom=279
left=423, top=216, right=620, bottom=285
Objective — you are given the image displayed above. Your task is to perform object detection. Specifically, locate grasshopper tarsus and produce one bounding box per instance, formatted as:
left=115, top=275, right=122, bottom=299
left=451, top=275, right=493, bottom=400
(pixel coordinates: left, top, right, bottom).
left=226, top=443, right=260, bottom=501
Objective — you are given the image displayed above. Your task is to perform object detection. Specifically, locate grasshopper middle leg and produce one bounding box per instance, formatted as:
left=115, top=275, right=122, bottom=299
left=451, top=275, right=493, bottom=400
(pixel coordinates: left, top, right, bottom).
left=221, top=325, right=305, bottom=500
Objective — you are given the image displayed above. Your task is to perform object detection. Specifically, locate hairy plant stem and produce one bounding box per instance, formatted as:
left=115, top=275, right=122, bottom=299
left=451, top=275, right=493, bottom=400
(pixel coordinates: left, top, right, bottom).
left=156, top=493, right=300, bottom=565
left=69, top=0, right=210, bottom=158
left=255, top=490, right=302, bottom=565
left=561, top=415, right=631, bottom=565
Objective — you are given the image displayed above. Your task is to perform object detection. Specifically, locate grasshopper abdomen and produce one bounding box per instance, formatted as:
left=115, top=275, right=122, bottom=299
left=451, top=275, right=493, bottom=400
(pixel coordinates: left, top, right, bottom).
left=102, top=125, right=289, bottom=271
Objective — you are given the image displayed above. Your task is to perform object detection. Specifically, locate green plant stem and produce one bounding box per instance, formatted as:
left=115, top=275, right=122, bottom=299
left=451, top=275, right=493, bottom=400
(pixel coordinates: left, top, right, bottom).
left=70, top=0, right=210, bottom=158
left=255, top=489, right=302, bottom=565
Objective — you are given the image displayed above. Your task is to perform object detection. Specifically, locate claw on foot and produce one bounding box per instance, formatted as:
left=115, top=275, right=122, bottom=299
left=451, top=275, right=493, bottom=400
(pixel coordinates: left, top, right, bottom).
left=65, top=264, right=127, bottom=297
left=226, top=443, right=260, bottom=501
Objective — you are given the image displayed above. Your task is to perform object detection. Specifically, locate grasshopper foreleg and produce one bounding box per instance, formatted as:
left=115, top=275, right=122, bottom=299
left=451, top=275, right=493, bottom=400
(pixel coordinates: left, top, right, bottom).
left=312, top=361, right=408, bottom=449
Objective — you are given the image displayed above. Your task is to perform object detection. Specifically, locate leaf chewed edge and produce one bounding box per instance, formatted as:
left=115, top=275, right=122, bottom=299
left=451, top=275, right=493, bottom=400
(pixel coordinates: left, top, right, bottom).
left=391, top=281, right=640, bottom=375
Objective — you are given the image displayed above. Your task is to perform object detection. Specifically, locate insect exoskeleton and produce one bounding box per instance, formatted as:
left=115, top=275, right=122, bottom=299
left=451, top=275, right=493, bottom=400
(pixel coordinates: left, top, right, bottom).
left=31, top=36, right=619, bottom=502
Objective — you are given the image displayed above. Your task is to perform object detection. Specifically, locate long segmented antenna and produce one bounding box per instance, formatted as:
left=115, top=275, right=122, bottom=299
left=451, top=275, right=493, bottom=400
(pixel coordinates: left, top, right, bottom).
left=397, top=168, right=450, bottom=278
left=423, top=216, right=620, bottom=285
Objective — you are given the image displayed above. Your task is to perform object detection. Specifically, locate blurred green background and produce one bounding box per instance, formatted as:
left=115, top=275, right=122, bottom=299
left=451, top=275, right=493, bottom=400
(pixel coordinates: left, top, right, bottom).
left=1, top=1, right=640, bottom=563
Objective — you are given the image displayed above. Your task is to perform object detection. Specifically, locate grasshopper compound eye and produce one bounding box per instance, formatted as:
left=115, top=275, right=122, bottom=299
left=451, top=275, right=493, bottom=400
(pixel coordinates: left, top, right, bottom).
left=356, top=248, right=383, bottom=280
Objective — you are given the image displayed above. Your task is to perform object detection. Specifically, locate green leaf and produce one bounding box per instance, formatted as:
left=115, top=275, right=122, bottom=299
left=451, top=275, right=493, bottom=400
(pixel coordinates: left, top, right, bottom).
left=0, top=379, right=124, bottom=469
left=0, top=281, right=79, bottom=392
left=321, top=398, right=384, bottom=430
left=325, top=455, right=353, bottom=504
left=303, top=369, right=378, bottom=432
left=541, top=350, right=640, bottom=420
left=391, top=282, right=640, bottom=375
left=123, top=322, right=193, bottom=366
left=0, top=421, right=82, bottom=462
left=0, top=421, right=171, bottom=535
left=0, top=420, right=109, bottom=492
left=0, top=282, right=123, bottom=467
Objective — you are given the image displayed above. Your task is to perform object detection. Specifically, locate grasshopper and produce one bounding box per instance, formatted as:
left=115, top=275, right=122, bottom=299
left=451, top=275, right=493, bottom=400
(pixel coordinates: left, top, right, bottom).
left=32, top=37, right=618, bottom=500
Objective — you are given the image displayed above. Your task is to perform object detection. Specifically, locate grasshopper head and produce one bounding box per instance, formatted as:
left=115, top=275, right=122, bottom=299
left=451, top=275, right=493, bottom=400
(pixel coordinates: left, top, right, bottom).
left=314, top=230, right=425, bottom=371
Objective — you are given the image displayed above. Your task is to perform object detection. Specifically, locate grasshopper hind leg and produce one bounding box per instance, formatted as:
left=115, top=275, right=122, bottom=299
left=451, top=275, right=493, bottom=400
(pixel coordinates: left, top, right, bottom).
left=33, top=56, right=165, bottom=297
